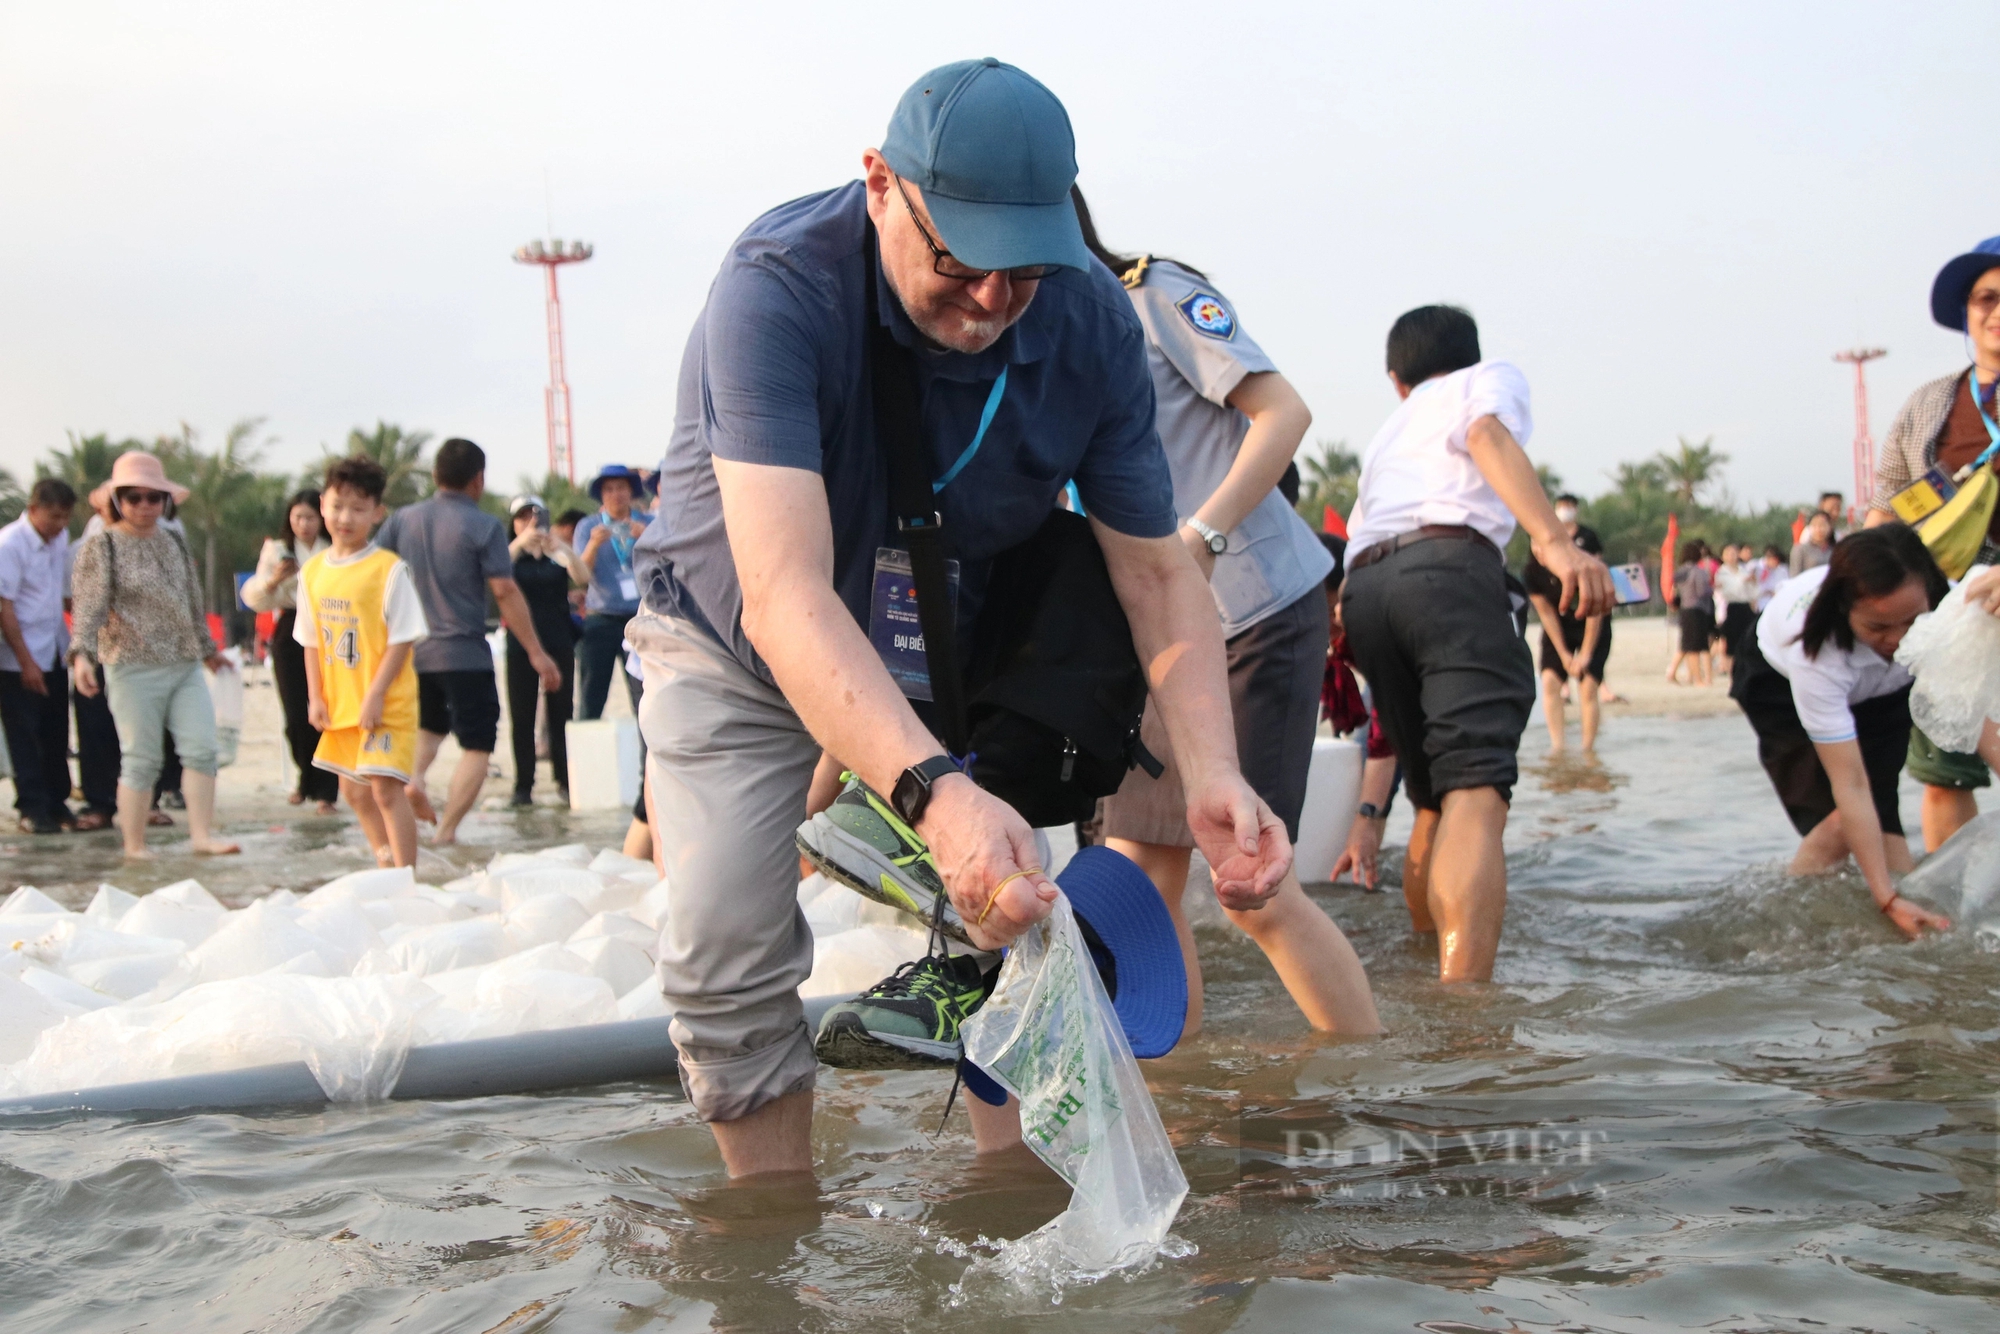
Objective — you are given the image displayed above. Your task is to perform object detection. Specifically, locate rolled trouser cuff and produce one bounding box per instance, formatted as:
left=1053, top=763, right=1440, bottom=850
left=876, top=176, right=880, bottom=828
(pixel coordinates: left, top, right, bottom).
left=671, top=1020, right=819, bottom=1124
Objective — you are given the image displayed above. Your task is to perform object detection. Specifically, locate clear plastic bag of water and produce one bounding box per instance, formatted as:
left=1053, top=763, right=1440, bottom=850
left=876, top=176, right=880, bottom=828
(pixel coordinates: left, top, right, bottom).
left=960, top=895, right=1187, bottom=1275
left=1897, top=566, right=2000, bottom=752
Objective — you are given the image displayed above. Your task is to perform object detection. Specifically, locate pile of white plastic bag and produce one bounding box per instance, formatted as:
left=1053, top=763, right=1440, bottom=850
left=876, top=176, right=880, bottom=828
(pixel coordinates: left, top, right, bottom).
left=1, top=845, right=931, bottom=1101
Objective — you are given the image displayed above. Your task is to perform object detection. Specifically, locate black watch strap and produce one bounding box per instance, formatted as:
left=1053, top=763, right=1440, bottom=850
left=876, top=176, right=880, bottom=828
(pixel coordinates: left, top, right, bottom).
left=892, top=754, right=963, bottom=826
left=1356, top=801, right=1386, bottom=821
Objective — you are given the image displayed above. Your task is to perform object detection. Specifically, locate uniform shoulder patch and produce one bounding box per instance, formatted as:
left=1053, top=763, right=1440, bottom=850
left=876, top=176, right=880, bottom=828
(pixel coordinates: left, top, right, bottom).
left=1175, top=290, right=1236, bottom=341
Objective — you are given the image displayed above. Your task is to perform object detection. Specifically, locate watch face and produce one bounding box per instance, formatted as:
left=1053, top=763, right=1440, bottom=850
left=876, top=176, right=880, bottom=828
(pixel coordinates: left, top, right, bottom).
left=1207, top=533, right=1227, bottom=554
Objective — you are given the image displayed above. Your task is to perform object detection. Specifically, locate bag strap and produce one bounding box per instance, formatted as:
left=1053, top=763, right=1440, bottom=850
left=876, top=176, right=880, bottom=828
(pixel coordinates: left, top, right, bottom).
left=864, top=222, right=970, bottom=758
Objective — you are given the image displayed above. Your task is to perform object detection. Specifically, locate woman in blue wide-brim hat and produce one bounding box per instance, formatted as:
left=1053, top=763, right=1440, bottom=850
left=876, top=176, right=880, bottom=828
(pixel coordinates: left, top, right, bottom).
left=1862, top=236, right=2000, bottom=853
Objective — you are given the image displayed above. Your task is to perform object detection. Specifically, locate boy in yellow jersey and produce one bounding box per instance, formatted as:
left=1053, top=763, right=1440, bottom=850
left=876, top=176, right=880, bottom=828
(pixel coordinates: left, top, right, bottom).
left=298, top=457, right=429, bottom=867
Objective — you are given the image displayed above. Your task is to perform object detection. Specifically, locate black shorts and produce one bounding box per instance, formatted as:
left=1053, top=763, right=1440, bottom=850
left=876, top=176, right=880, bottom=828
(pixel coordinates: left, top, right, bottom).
left=1719, top=602, right=1754, bottom=655
left=1730, top=630, right=1908, bottom=838
left=1097, top=586, right=1329, bottom=846
left=1678, top=607, right=1714, bottom=653
left=1537, top=616, right=1611, bottom=683
left=1340, top=536, right=1535, bottom=812
left=418, top=670, right=501, bottom=755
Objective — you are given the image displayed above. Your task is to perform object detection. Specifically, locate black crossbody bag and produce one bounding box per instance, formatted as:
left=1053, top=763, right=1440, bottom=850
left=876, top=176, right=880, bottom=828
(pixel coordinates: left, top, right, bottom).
left=864, top=227, right=1160, bottom=827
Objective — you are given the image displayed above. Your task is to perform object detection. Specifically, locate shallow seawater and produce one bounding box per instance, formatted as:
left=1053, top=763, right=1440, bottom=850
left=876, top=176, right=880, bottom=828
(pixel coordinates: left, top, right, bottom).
left=4, top=715, right=1998, bottom=1332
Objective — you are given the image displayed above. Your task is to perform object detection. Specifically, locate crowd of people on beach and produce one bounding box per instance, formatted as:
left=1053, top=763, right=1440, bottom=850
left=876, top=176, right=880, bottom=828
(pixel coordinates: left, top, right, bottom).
left=3, top=56, right=1997, bottom=1180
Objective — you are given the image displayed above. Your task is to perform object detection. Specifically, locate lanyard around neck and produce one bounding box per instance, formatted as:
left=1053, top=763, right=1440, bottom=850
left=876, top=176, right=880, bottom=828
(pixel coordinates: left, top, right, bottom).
left=931, top=367, right=1008, bottom=494
left=1965, top=369, right=2000, bottom=474
left=599, top=513, right=636, bottom=567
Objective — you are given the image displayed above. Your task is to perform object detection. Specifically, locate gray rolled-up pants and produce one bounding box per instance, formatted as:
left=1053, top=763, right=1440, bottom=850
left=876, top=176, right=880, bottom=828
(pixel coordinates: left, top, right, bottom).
left=630, top=610, right=821, bottom=1123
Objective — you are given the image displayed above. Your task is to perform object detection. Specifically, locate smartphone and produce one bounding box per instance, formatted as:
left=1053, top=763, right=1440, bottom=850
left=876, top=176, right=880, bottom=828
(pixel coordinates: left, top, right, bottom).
left=1608, top=563, right=1651, bottom=606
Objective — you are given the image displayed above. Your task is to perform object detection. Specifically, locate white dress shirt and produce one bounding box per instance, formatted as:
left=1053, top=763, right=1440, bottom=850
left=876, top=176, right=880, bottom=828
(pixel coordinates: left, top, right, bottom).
left=1346, top=360, right=1534, bottom=553
left=0, top=516, right=70, bottom=672
left=1758, top=565, right=1911, bottom=744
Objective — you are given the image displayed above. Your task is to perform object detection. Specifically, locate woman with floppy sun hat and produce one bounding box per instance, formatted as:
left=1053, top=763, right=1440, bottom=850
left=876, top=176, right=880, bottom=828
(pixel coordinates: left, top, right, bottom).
left=67, top=451, right=241, bottom=860
left=1864, top=235, right=2000, bottom=854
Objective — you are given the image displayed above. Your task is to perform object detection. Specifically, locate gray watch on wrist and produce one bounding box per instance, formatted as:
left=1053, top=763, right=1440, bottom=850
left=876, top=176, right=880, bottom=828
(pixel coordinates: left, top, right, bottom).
left=1356, top=802, right=1387, bottom=821
left=1185, top=517, right=1227, bottom=555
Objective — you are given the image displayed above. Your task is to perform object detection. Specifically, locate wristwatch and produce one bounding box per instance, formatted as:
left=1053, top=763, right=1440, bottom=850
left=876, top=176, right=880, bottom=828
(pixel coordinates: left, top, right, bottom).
left=1356, top=802, right=1387, bottom=821
left=891, top=755, right=964, bottom=826
left=1185, top=517, right=1228, bottom=555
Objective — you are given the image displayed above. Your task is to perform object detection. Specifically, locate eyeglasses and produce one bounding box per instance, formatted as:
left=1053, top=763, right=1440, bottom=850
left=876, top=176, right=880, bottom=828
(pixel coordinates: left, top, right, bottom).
left=1970, top=289, right=2000, bottom=315
left=891, top=174, right=1058, bottom=283
left=116, top=489, right=167, bottom=506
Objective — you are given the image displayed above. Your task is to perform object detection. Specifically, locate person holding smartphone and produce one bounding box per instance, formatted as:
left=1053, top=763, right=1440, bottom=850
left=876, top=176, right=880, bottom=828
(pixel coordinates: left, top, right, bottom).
left=242, top=488, right=336, bottom=812
left=1523, top=494, right=1610, bottom=753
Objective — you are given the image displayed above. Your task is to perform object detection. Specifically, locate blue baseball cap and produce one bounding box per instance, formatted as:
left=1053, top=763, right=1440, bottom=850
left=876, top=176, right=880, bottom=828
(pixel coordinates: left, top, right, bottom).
left=880, top=58, right=1090, bottom=274
left=1930, top=235, right=2000, bottom=331
left=588, top=463, right=642, bottom=501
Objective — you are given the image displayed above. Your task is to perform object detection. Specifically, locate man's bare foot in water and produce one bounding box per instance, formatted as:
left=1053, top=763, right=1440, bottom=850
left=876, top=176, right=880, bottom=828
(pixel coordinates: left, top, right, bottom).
left=408, top=785, right=437, bottom=825
left=192, top=839, right=242, bottom=855
left=123, top=845, right=156, bottom=861
left=431, top=823, right=460, bottom=847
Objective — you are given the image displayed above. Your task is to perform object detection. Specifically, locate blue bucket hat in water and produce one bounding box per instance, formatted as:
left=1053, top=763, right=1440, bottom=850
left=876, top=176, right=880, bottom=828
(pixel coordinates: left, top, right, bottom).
left=588, top=464, right=643, bottom=502
left=960, top=844, right=1187, bottom=1105
left=1930, top=235, right=2000, bottom=331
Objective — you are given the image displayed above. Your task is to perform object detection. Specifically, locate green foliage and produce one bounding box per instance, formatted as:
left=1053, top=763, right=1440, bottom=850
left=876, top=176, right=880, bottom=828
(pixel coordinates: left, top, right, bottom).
left=1291, top=438, right=1360, bottom=529
left=322, top=422, right=433, bottom=508
left=23, top=420, right=444, bottom=614
left=0, top=467, right=23, bottom=526
left=38, top=432, right=147, bottom=536
left=517, top=470, right=595, bottom=522
left=1575, top=440, right=1801, bottom=586
left=156, top=419, right=291, bottom=614
left=1655, top=435, right=1729, bottom=508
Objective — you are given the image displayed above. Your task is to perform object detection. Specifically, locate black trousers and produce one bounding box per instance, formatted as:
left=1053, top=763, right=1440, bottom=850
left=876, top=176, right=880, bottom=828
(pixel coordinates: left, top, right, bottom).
left=72, top=681, right=120, bottom=814
left=577, top=611, right=638, bottom=720
left=508, top=634, right=575, bottom=796
left=0, top=663, right=73, bottom=824
left=270, top=610, right=339, bottom=802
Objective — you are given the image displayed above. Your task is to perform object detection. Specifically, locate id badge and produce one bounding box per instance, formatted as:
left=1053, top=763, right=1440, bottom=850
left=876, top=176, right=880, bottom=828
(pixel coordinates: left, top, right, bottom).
left=869, top=546, right=958, bottom=701
left=618, top=572, right=639, bottom=601
left=1890, top=466, right=1957, bottom=525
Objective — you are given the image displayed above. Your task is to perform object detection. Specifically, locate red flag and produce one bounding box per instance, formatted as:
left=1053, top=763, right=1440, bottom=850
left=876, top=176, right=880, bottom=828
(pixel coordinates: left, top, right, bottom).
left=1661, top=514, right=1680, bottom=608
left=1323, top=505, right=1349, bottom=539
left=1791, top=511, right=1807, bottom=543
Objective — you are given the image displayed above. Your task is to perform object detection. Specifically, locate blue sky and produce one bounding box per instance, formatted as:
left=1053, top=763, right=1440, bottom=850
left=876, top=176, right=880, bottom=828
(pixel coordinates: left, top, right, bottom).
left=1, top=1, right=1988, bottom=509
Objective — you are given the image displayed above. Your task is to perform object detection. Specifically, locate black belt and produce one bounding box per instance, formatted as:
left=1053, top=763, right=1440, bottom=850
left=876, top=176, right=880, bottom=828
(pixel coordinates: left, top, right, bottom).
left=1349, top=524, right=1498, bottom=572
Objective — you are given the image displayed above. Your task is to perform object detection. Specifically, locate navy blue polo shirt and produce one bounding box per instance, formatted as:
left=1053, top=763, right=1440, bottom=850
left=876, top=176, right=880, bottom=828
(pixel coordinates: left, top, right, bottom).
left=635, top=181, right=1176, bottom=682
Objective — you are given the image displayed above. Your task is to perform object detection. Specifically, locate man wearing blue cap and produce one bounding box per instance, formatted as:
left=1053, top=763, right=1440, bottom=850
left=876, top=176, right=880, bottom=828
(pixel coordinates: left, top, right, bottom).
left=631, top=59, right=1291, bottom=1176
left=1865, top=237, right=2000, bottom=851
left=574, top=464, right=651, bottom=719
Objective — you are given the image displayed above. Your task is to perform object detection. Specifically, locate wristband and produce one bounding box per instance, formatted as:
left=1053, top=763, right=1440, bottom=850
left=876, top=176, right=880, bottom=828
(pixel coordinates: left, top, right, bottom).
left=1878, top=891, right=1900, bottom=915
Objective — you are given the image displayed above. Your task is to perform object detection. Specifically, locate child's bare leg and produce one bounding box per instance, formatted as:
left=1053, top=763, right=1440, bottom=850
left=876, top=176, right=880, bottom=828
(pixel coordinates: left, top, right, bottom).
left=368, top=774, right=418, bottom=868
left=341, top=775, right=392, bottom=866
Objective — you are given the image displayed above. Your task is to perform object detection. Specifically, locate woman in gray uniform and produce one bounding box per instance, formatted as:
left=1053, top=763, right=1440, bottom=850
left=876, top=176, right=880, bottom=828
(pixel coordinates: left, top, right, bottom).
left=1072, top=189, right=1379, bottom=1038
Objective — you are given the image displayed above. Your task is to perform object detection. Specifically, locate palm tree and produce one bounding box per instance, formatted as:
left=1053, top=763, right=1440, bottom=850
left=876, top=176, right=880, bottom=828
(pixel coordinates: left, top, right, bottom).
left=327, top=422, right=433, bottom=507
left=1293, top=438, right=1361, bottom=530
left=1608, top=458, right=1667, bottom=501
left=1655, top=435, right=1729, bottom=509
left=0, top=467, right=24, bottom=525
left=517, top=469, right=595, bottom=521
left=173, top=419, right=277, bottom=613
left=38, top=432, right=140, bottom=533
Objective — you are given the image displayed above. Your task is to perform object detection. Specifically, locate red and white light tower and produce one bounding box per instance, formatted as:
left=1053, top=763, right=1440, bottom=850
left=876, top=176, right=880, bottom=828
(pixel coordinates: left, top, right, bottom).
left=1834, top=347, right=1886, bottom=522
left=513, top=237, right=593, bottom=483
